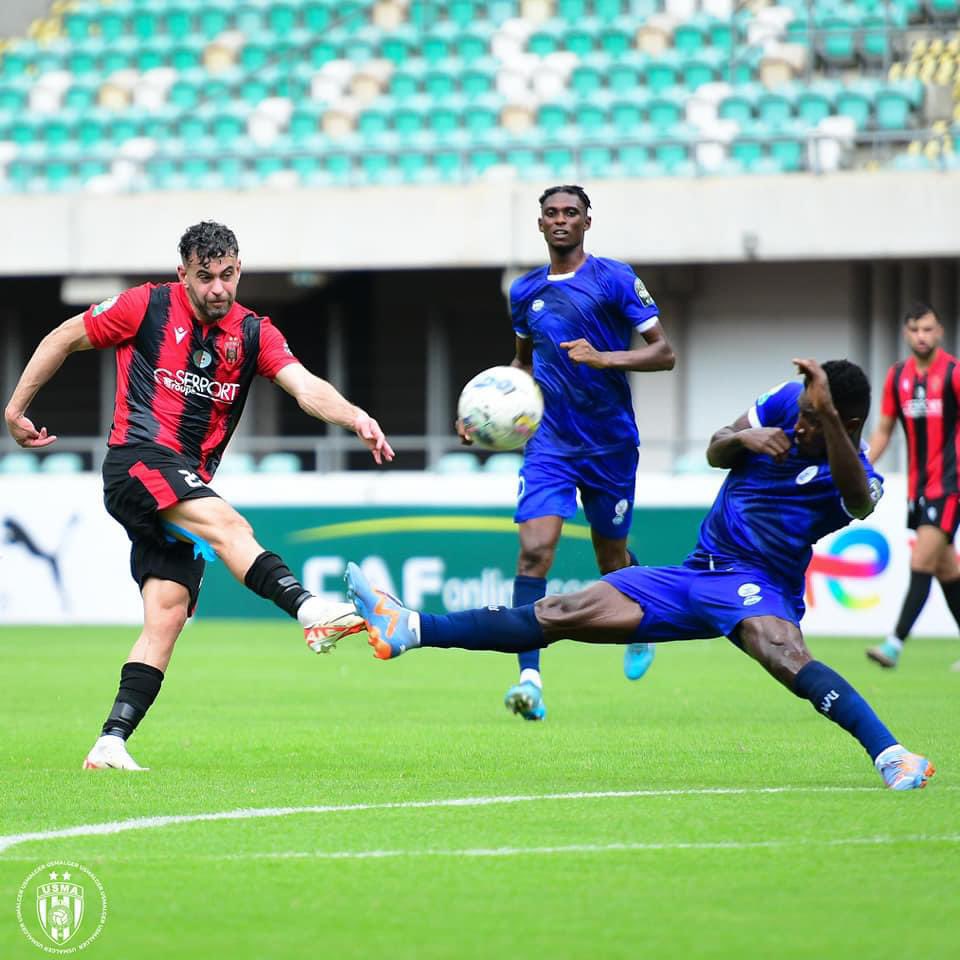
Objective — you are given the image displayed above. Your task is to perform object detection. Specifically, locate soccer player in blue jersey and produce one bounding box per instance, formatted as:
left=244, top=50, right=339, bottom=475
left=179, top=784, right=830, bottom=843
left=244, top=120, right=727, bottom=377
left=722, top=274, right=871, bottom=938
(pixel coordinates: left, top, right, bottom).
left=350, top=357, right=935, bottom=790
left=460, top=185, right=675, bottom=721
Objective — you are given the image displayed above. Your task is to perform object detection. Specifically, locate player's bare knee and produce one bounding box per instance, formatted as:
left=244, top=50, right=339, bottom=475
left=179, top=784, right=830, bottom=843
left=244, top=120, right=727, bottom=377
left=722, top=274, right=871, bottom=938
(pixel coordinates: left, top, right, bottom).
left=739, top=618, right=810, bottom=684
left=518, top=543, right=556, bottom=577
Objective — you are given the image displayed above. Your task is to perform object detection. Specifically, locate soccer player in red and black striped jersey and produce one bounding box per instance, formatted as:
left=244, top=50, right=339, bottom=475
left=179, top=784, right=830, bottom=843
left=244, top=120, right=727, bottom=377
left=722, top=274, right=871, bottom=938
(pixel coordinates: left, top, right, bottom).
left=866, top=301, right=960, bottom=670
left=4, top=221, right=394, bottom=770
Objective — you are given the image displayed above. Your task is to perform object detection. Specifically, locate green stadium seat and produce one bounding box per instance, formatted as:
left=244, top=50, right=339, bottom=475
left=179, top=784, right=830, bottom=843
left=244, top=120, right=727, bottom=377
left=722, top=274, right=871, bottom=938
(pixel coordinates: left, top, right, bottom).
left=425, top=64, right=458, bottom=99
left=599, top=19, right=633, bottom=57
left=63, top=10, right=92, bottom=43
left=580, top=144, right=615, bottom=177
left=40, top=452, right=85, bottom=474
left=796, top=82, right=839, bottom=126
left=891, top=151, right=935, bottom=171
left=574, top=99, right=607, bottom=136
left=708, top=19, right=736, bottom=53
left=646, top=52, right=681, bottom=93
left=464, top=96, right=501, bottom=137
left=453, top=25, right=490, bottom=61
left=596, top=0, right=626, bottom=22
left=433, top=149, right=463, bottom=182
left=563, top=25, right=596, bottom=57
left=468, top=147, right=499, bottom=176
left=394, top=98, right=428, bottom=139
left=0, top=82, right=28, bottom=112
left=616, top=137, right=653, bottom=174
left=0, top=452, right=39, bottom=474
left=358, top=103, right=391, bottom=140
left=308, top=39, right=337, bottom=68
left=304, top=1, right=331, bottom=32
left=239, top=42, right=270, bottom=73
left=861, top=10, right=906, bottom=63
left=537, top=102, right=570, bottom=139
left=820, top=11, right=860, bottom=66
left=654, top=132, right=692, bottom=172
left=198, top=5, right=231, bottom=39
left=610, top=92, right=657, bottom=136
left=835, top=80, right=877, bottom=130
left=427, top=102, right=460, bottom=138
left=422, top=25, right=456, bottom=64
left=390, top=63, right=425, bottom=98
left=927, top=0, right=960, bottom=18
left=730, top=122, right=765, bottom=168
left=529, top=23, right=563, bottom=57
left=718, top=85, right=760, bottom=124
left=165, top=6, right=194, bottom=37
left=450, top=0, right=479, bottom=28
left=756, top=86, right=797, bottom=129
left=235, top=3, right=265, bottom=34
left=558, top=0, right=587, bottom=18
left=682, top=48, right=724, bottom=90
left=360, top=152, right=393, bottom=184
left=769, top=124, right=806, bottom=171
left=396, top=150, right=430, bottom=182
left=647, top=91, right=684, bottom=132
left=382, top=30, right=416, bottom=65
left=324, top=151, right=354, bottom=184
left=875, top=80, right=922, bottom=129
left=266, top=3, right=298, bottom=37
left=462, top=60, right=496, bottom=98
left=216, top=155, right=249, bottom=188
left=541, top=145, right=577, bottom=181
left=258, top=452, right=302, bottom=474
left=97, top=10, right=127, bottom=43
left=435, top=452, right=480, bottom=473
left=211, top=108, right=247, bottom=146
left=571, top=62, right=603, bottom=98
left=609, top=55, right=645, bottom=93
left=674, top=18, right=708, bottom=54
left=341, top=27, right=378, bottom=63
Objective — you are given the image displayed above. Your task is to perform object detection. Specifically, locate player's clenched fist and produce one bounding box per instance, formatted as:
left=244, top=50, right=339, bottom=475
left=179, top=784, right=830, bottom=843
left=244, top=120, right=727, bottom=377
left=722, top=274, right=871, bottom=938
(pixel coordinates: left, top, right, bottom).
left=739, top=426, right=792, bottom=462
left=559, top=338, right=607, bottom=369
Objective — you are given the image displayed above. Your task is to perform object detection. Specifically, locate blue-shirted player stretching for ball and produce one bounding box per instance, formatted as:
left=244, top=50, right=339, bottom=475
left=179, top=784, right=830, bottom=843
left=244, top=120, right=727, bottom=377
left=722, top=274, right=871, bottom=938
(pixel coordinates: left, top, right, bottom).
left=461, top=185, right=675, bottom=721
left=351, top=358, right=935, bottom=790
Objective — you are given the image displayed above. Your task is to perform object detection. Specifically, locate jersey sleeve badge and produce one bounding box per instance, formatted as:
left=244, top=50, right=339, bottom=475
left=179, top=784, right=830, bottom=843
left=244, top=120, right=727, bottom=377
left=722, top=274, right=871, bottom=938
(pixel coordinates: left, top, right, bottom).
left=634, top=277, right=655, bottom=306
left=91, top=295, right=119, bottom=317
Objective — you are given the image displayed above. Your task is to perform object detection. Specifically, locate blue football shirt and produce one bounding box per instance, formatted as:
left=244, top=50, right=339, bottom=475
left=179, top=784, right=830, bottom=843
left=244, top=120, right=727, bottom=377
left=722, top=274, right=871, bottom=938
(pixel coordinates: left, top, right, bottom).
left=694, top=380, right=884, bottom=592
left=510, top=255, right=660, bottom=456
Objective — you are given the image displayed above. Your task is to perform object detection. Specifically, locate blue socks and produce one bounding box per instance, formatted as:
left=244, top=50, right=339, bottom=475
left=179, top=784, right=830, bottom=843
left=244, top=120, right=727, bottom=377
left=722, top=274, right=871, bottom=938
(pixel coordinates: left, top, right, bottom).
left=513, top=575, right=547, bottom=672
left=792, top=661, right=898, bottom=760
left=418, top=604, right=546, bottom=654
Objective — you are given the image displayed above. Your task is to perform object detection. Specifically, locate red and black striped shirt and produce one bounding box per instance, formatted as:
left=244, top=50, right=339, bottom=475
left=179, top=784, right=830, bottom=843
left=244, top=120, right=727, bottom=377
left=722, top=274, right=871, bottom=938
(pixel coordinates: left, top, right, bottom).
left=83, top=282, right=298, bottom=481
left=881, top=349, right=960, bottom=501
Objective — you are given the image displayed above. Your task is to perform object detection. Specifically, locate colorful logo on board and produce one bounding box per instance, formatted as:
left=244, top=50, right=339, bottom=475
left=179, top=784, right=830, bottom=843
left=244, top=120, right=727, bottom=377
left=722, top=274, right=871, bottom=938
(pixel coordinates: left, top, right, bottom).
left=805, top=529, right=890, bottom=609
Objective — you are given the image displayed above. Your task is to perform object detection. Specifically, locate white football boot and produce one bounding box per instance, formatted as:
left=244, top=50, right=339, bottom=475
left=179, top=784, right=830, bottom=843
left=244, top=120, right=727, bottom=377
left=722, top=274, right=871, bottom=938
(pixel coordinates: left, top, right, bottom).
left=82, top=735, right=149, bottom=771
left=298, top=596, right=367, bottom=654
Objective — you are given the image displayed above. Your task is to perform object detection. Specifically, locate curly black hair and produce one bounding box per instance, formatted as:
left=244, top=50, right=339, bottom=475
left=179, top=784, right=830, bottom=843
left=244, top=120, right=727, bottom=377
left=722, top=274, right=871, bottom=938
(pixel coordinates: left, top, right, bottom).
left=904, top=300, right=939, bottom=324
left=538, top=184, right=591, bottom=213
left=823, top=359, right=871, bottom=421
left=178, top=221, right=239, bottom=266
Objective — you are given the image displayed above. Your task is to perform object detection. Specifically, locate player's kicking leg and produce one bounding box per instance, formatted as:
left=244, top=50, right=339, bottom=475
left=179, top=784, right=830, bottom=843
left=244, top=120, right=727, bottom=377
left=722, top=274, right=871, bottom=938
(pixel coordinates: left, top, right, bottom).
left=737, top=616, right=935, bottom=790
left=160, top=496, right=365, bottom=653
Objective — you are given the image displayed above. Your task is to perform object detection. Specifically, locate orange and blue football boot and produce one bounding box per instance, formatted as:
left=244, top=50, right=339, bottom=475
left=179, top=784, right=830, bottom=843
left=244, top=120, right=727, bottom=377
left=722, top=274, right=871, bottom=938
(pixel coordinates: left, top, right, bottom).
left=874, top=745, right=936, bottom=790
left=345, top=561, right=419, bottom=660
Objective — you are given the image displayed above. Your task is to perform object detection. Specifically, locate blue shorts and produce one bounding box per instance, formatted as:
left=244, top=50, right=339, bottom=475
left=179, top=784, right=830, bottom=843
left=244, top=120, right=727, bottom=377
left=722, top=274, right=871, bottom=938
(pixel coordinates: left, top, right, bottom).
left=515, top=446, right=639, bottom=540
left=603, top=555, right=805, bottom=644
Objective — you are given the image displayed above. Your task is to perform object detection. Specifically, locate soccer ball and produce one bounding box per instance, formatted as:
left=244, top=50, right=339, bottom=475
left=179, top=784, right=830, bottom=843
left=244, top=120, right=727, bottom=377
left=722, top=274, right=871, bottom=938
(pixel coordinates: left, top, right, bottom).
left=457, top=366, right=544, bottom=451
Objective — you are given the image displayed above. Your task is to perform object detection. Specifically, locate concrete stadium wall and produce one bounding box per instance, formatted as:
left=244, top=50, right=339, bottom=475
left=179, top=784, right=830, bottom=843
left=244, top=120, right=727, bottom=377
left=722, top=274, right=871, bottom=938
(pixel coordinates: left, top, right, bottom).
left=1, top=172, right=958, bottom=275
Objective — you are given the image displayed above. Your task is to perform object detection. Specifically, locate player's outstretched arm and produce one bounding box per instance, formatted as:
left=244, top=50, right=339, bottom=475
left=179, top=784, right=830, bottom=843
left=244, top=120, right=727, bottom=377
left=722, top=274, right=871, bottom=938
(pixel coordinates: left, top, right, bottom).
left=4, top=313, right=93, bottom=448
left=559, top=322, right=675, bottom=372
left=794, top=357, right=874, bottom=518
left=866, top=414, right=895, bottom=465
left=273, top=363, right=394, bottom=464
left=706, top=413, right=791, bottom=469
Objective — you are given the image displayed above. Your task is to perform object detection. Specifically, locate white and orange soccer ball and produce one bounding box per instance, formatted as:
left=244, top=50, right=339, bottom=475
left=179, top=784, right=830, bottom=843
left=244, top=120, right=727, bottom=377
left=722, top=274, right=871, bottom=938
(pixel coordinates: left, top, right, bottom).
left=457, top=365, right=544, bottom=451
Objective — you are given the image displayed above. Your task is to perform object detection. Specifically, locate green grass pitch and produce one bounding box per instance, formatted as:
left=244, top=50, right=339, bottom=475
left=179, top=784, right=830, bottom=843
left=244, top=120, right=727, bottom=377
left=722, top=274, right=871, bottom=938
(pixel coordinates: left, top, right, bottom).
left=1, top=623, right=957, bottom=959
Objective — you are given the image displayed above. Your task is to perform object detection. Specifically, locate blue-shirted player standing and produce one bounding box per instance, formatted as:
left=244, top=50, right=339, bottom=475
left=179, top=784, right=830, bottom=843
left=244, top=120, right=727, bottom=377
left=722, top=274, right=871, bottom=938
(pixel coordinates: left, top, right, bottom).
left=460, top=185, right=675, bottom=721
left=350, top=358, right=935, bottom=790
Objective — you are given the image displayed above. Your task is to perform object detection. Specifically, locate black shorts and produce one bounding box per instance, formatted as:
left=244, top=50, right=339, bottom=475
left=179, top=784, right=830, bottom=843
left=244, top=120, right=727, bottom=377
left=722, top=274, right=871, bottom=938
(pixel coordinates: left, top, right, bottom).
left=907, top=494, right=960, bottom=540
left=102, top=443, right=220, bottom=613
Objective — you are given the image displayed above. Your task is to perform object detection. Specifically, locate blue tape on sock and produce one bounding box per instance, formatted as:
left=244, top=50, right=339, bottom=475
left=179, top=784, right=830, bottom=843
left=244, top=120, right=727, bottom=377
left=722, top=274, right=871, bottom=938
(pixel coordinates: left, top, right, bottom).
left=161, top=521, right=217, bottom=562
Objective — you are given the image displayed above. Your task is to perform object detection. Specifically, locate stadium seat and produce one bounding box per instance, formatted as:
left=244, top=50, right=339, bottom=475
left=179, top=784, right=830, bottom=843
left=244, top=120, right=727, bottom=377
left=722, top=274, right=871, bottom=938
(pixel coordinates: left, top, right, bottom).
left=40, top=452, right=85, bottom=473
left=258, top=451, right=303, bottom=474
left=796, top=82, right=839, bottom=126
left=836, top=80, right=878, bottom=130
left=435, top=451, right=481, bottom=473
left=216, top=452, right=256, bottom=474
left=756, top=86, right=797, bottom=129
left=875, top=80, right=923, bottom=129
left=0, top=452, right=39, bottom=474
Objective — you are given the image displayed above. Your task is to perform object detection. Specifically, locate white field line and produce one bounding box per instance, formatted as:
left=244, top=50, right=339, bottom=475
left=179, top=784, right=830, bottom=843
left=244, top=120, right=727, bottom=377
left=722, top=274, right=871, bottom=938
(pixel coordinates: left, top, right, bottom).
left=0, top=785, right=953, bottom=856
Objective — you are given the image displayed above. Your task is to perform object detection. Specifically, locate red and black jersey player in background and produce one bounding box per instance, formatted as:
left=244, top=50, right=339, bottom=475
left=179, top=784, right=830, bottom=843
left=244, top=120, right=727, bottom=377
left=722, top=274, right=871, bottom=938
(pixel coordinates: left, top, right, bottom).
left=866, top=301, right=960, bottom=672
left=4, top=221, right=394, bottom=771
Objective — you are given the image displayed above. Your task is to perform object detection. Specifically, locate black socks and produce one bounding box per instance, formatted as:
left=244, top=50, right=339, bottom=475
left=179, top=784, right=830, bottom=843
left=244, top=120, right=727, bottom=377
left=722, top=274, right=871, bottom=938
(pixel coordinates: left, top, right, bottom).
left=101, top=662, right=164, bottom=740
left=244, top=550, right=310, bottom=617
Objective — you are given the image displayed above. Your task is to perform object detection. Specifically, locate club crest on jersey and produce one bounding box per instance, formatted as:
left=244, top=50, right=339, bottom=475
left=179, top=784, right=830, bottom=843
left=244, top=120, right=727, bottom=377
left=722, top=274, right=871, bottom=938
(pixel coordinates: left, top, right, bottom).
left=795, top=465, right=819, bottom=485
left=224, top=336, right=241, bottom=364
left=91, top=295, right=118, bottom=317
left=531, top=299, right=545, bottom=312
left=193, top=349, right=213, bottom=369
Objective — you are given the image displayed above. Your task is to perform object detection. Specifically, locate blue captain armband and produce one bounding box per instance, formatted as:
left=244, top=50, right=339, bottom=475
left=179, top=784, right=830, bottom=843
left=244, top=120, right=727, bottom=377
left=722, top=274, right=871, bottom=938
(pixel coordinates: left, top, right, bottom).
left=161, top=521, right=217, bottom=562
